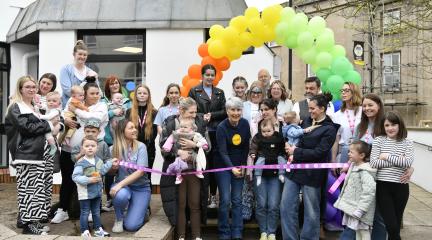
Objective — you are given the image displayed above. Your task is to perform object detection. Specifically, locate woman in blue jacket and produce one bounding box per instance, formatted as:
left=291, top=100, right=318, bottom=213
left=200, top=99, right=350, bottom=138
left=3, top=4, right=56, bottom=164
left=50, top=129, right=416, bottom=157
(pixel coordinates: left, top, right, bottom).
left=281, top=93, right=339, bottom=240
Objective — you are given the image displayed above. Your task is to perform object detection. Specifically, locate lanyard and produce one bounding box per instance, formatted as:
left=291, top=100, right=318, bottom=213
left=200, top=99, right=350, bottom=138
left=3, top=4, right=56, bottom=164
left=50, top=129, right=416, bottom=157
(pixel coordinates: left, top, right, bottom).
left=345, top=110, right=356, bottom=136
left=138, top=110, right=147, bottom=129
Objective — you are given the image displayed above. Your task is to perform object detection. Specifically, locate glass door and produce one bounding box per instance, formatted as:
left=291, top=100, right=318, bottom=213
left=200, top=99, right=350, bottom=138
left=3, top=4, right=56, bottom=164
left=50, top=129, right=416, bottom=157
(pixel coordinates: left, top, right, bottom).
left=0, top=42, right=10, bottom=167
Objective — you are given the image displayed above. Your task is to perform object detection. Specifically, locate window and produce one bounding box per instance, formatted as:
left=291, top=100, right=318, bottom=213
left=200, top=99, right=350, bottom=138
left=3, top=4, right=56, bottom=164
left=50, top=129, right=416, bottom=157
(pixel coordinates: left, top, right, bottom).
left=382, top=52, right=401, bottom=92
left=78, top=30, right=146, bottom=97
left=382, top=9, right=401, bottom=34
left=0, top=42, right=10, bottom=167
left=306, top=64, right=316, bottom=78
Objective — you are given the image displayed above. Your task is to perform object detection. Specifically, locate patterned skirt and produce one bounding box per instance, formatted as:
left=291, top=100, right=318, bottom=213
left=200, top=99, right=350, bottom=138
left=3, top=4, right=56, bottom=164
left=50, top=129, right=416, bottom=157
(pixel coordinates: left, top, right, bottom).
left=16, top=141, right=53, bottom=222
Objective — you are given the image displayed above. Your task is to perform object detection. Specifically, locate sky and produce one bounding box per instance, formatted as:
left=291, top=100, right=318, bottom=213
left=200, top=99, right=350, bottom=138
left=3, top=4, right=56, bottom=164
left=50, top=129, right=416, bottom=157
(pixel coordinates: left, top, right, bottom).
left=245, top=0, right=288, bottom=11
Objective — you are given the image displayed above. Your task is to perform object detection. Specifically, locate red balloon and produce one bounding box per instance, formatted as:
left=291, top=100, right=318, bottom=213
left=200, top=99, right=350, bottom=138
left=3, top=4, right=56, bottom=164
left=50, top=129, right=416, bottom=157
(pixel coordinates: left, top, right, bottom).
left=198, top=43, right=209, bottom=58
left=215, top=57, right=231, bottom=71
left=201, top=56, right=217, bottom=68
left=182, top=75, right=190, bottom=86
left=215, top=70, right=223, bottom=81
left=188, top=64, right=202, bottom=79
left=180, top=86, right=189, bottom=97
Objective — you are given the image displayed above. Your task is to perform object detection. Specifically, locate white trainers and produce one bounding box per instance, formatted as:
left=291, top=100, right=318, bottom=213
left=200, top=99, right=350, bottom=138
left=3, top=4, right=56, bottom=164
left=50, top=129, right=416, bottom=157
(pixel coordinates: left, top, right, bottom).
left=88, top=213, right=93, bottom=222
left=268, top=233, right=276, bottom=240
left=51, top=208, right=69, bottom=224
left=112, top=219, right=124, bottom=233
left=195, top=238, right=203, bottom=240
left=81, top=230, right=91, bottom=238
left=102, top=200, right=113, bottom=212
left=260, top=232, right=268, bottom=240
left=208, top=195, right=217, bottom=208
left=94, top=227, right=110, bottom=237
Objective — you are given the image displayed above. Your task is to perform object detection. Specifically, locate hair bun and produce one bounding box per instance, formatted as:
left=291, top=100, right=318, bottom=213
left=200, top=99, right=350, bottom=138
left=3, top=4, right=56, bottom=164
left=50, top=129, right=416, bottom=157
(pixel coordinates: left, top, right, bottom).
left=322, top=92, right=333, bottom=103
left=85, top=76, right=96, bottom=84
left=75, top=40, right=86, bottom=47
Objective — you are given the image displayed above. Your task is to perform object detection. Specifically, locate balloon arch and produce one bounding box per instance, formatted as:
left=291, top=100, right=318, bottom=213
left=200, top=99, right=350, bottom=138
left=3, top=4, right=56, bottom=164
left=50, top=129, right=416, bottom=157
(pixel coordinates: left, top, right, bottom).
left=180, top=4, right=361, bottom=104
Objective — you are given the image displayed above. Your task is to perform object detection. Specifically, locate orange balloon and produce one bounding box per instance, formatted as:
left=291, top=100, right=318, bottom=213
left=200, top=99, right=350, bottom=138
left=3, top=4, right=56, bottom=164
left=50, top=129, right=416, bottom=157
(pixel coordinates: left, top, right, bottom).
left=188, top=64, right=202, bottom=79
left=188, top=78, right=201, bottom=88
left=198, top=43, right=209, bottom=58
left=201, top=56, right=217, bottom=67
left=180, top=86, right=189, bottom=97
left=215, top=57, right=231, bottom=71
left=215, top=70, right=223, bottom=81
left=182, top=75, right=190, bottom=86
left=213, top=79, right=220, bottom=86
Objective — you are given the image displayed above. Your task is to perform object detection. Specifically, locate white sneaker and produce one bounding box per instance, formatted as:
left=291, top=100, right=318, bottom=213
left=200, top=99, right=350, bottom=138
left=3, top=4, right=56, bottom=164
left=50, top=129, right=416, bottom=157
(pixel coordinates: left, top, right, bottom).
left=195, top=238, right=203, bottom=240
left=88, top=213, right=93, bottom=222
left=102, top=200, right=113, bottom=212
left=268, top=233, right=276, bottom=240
left=81, top=230, right=91, bottom=238
left=51, top=208, right=69, bottom=224
left=260, top=232, right=268, bottom=240
left=112, top=220, right=124, bottom=233
left=208, top=195, right=217, bottom=208
left=94, top=227, right=110, bottom=237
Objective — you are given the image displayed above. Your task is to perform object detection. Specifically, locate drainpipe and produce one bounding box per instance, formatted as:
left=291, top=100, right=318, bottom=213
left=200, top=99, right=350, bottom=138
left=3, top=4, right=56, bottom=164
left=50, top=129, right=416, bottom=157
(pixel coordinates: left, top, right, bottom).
left=22, top=50, right=39, bottom=75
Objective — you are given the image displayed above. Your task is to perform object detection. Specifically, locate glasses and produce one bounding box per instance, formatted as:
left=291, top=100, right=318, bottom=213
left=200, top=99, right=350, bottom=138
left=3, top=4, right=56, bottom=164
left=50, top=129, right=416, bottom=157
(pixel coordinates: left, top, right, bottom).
left=251, top=91, right=262, bottom=94
left=340, top=89, right=352, bottom=93
left=22, top=86, right=37, bottom=90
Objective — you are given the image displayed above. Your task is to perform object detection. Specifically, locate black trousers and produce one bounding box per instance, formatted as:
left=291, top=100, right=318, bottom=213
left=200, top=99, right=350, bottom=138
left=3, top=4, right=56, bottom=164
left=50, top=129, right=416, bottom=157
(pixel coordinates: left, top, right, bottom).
left=376, top=180, right=409, bottom=240
left=59, top=150, right=77, bottom=211
left=206, top=131, right=218, bottom=196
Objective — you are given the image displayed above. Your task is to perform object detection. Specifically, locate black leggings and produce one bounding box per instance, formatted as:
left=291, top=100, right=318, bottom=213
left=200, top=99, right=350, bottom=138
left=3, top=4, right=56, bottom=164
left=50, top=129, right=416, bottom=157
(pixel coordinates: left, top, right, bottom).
left=376, top=180, right=409, bottom=240
left=206, top=131, right=218, bottom=196
left=59, top=151, right=76, bottom=211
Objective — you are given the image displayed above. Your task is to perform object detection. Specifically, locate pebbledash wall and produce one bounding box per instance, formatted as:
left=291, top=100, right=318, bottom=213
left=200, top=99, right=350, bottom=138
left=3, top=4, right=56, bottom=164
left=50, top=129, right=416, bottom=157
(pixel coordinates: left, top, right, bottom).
left=8, top=30, right=275, bottom=185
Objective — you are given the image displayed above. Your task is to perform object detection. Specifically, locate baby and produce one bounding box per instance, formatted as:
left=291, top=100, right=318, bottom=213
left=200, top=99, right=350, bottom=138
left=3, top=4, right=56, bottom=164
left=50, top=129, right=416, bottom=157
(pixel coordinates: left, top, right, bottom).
left=39, top=91, right=62, bottom=156
left=108, top=93, right=127, bottom=136
left=282, top=111, right=319, bottom=146
left=59, top=85, right=89, bottom=144
left=163, top=119, right=209, bottom=184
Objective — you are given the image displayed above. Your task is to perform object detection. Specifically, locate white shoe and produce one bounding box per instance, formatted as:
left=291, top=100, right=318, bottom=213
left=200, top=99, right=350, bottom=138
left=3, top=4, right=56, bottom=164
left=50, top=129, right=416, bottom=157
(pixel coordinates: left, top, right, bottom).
left=112, top=220, right=124, bottom=233
left=256, top=176, right=262, bottom=186
left=260, top=232, right=268, bottom=240
left=88, top=213, right=93, bottom=222
left=208, top=195, right=217, bottom=208
left=94, top=227, right=110, bottom=237
left=81, top=230, right=91, bottom=238
left=102, top=200, right=113, bottom=212
left=268, top=233, right=276, bottom=240
left=51, top=208, right=69, bottom=224
left=195, top=173, right=204, bottom=178
left=195, top=238, right=203, bottom=240
left=32, top=221, right=50, bottom=232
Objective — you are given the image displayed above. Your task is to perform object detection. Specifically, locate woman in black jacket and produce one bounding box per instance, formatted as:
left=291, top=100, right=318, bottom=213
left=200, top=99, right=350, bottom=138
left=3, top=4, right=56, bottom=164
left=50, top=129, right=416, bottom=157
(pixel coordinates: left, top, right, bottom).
left=159, top=97, right=210, bottom=228
left=188, top=64, right=227, bottom=208
left=5, top=76, right=60, bottom=235
left=280, top=93, right=339, bottom=240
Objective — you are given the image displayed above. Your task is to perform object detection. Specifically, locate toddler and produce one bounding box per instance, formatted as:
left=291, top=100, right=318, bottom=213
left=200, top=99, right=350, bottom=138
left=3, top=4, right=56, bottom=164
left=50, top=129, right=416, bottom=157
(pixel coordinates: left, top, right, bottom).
left=108, top=92, right=127, bottom=136
left=60, top=85, right=89, bottom=144
left=72, top=135, right=118, bottom=238
left=250, top=119, right=286, bottom=186
left=334, top=140, right=376, bottom=240
left=39, top=91, right=62, bottom=155
left=163, top=119, right=208, bottom=184
left=282, top=111, right=318, bottom=146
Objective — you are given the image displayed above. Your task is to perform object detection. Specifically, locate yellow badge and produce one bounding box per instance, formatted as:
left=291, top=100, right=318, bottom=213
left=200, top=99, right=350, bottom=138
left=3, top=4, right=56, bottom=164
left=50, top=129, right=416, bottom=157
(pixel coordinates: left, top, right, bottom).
left=232, top=134, right=241, bottom=145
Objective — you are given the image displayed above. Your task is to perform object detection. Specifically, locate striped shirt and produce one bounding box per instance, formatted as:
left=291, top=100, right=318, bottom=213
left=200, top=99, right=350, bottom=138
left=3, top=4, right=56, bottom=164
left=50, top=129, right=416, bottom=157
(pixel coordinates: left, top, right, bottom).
left=370, top=136, right=414, bottom=183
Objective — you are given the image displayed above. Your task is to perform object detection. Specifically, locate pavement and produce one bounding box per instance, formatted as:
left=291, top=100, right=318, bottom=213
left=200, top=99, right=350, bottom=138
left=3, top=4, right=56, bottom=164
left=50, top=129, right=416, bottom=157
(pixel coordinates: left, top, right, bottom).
left=0, top=183, right=431, bottom=239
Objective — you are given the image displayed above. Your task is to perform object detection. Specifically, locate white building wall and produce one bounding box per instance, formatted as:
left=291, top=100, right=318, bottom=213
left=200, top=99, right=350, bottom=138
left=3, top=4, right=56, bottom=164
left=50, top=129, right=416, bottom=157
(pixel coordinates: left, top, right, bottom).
left=10, top=43, right=38, bottom=91
left=408, top=130, right=432, bottom=192
left=39, top=30, right=76, bottom=92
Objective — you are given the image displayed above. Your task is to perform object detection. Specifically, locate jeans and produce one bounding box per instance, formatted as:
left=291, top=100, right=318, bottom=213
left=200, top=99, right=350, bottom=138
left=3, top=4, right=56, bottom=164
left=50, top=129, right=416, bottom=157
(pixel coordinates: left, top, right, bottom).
left=339, top=227, right=356, bottom=240
left=112, top=184, right=151, bottom=231
left=280, top=176, right=321, bottom=240
left=79, top=197, right=101, bottom=233
left=254, top=156, right=287, bottom=176
left=254, top=176, right=281, bottom=235
left=215, top=170, right=244, bottom=239
left=371, top=208, right=387, bottom=240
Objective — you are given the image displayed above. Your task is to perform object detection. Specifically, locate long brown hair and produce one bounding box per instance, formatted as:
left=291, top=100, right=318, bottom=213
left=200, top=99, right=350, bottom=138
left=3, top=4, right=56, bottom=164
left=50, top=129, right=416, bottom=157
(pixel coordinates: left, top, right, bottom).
left=380, top=110, right=407, bottom=141
left=267, top=80, right=289, bottom=101
left=357, top=93, right=384, bottom=139
left=129, top=84, right=155, bottom=141
left=341, top=82, right=362, bottom=114
left=160, top=83, right=180, bottom=107
left=112, top=119, right=139, bottom=160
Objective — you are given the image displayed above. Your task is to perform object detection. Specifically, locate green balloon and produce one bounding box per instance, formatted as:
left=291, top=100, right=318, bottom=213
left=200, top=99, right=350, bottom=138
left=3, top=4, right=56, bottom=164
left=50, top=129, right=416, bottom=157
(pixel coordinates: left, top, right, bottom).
left=343, top=70, right=362, bottom=85
left=281, top=7, right=296, bottom=22
left=327, top=75, right=344, bottom=92
left=285, top=34, right=298, bottom=49
left=275, top=21, right=289, bottom=40
left=315, top=52, right=333, bottom=68
left=316, top=68, right=333, bottom=83
left=331, top=57, right=351, bottom=76
left=302, top=47, right=317, bottom=64
left=331, top=45, right=346, bottom=58
left=291, top=13, right=308, bottom=34
left=316, top=30, right=335, bottom=51
left=308, top=16, right=326, bottom=37
left=332, top=92, right=341, bottom=101
left=321, top=83, right=328, bottom=93
left=297, top=31, right=314, bottom=49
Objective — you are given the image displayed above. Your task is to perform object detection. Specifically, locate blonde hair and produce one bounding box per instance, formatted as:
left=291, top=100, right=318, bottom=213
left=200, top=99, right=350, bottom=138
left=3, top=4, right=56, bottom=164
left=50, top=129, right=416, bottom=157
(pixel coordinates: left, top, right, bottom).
left=9, top=75, right=37, bottom=108
left=284, top=111, right=298, bottom=124
left=46, top=90, right=61, bottom=98
left=71, top=85, right=84, bottom=95
left=112, top=119, right=139, bottom=160
left=73, top=40, right=88, bottom=53
left=341, top=82, right=362, bottom=114
left=129, top=84, right=155, bottom=141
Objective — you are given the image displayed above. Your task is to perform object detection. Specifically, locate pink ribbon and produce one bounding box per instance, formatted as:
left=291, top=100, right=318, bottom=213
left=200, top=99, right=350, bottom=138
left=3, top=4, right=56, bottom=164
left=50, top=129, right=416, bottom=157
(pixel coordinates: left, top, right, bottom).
left=328, top=172, right=347, bottom=194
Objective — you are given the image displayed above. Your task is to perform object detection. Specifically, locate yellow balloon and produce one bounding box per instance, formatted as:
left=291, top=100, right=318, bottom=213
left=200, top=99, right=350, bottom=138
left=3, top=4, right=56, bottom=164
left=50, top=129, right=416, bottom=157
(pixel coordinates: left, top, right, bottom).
left=129, top=92, right=135, bottom=100
left=230, top=16, right=248, bottom=32
left=239, top=32, right=253, bottom=49
left=209, top=25, right=224, bottom=39
left=262, top=6, right=281, bottom=27
left=221, top=26, right=239, bottom=46
left=245, top=7, right=260, bottom=20
left=248, top=17, right=265, bottom=36
left=208, top=40, right=227, bottom=59
left=227, top=47, right=242, bottom=61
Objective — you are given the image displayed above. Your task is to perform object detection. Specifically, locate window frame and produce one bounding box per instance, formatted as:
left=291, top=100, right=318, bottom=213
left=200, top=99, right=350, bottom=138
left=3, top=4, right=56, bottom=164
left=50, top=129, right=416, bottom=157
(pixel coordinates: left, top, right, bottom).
left=381, top=51, right=401, bottom=92
left=381, top=8, right=402, bottom=35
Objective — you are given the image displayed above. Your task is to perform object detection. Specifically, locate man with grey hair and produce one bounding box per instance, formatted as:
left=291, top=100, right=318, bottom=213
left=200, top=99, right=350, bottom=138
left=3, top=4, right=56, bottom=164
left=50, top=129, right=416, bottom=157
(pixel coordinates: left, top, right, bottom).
left=258, top=69, right=271, bottom=98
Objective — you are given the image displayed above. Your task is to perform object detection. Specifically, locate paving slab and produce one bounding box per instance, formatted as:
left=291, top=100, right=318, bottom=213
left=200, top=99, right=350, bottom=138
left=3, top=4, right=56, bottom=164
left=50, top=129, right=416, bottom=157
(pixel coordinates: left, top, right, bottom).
left=0, top=224, right=18, bottom=240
